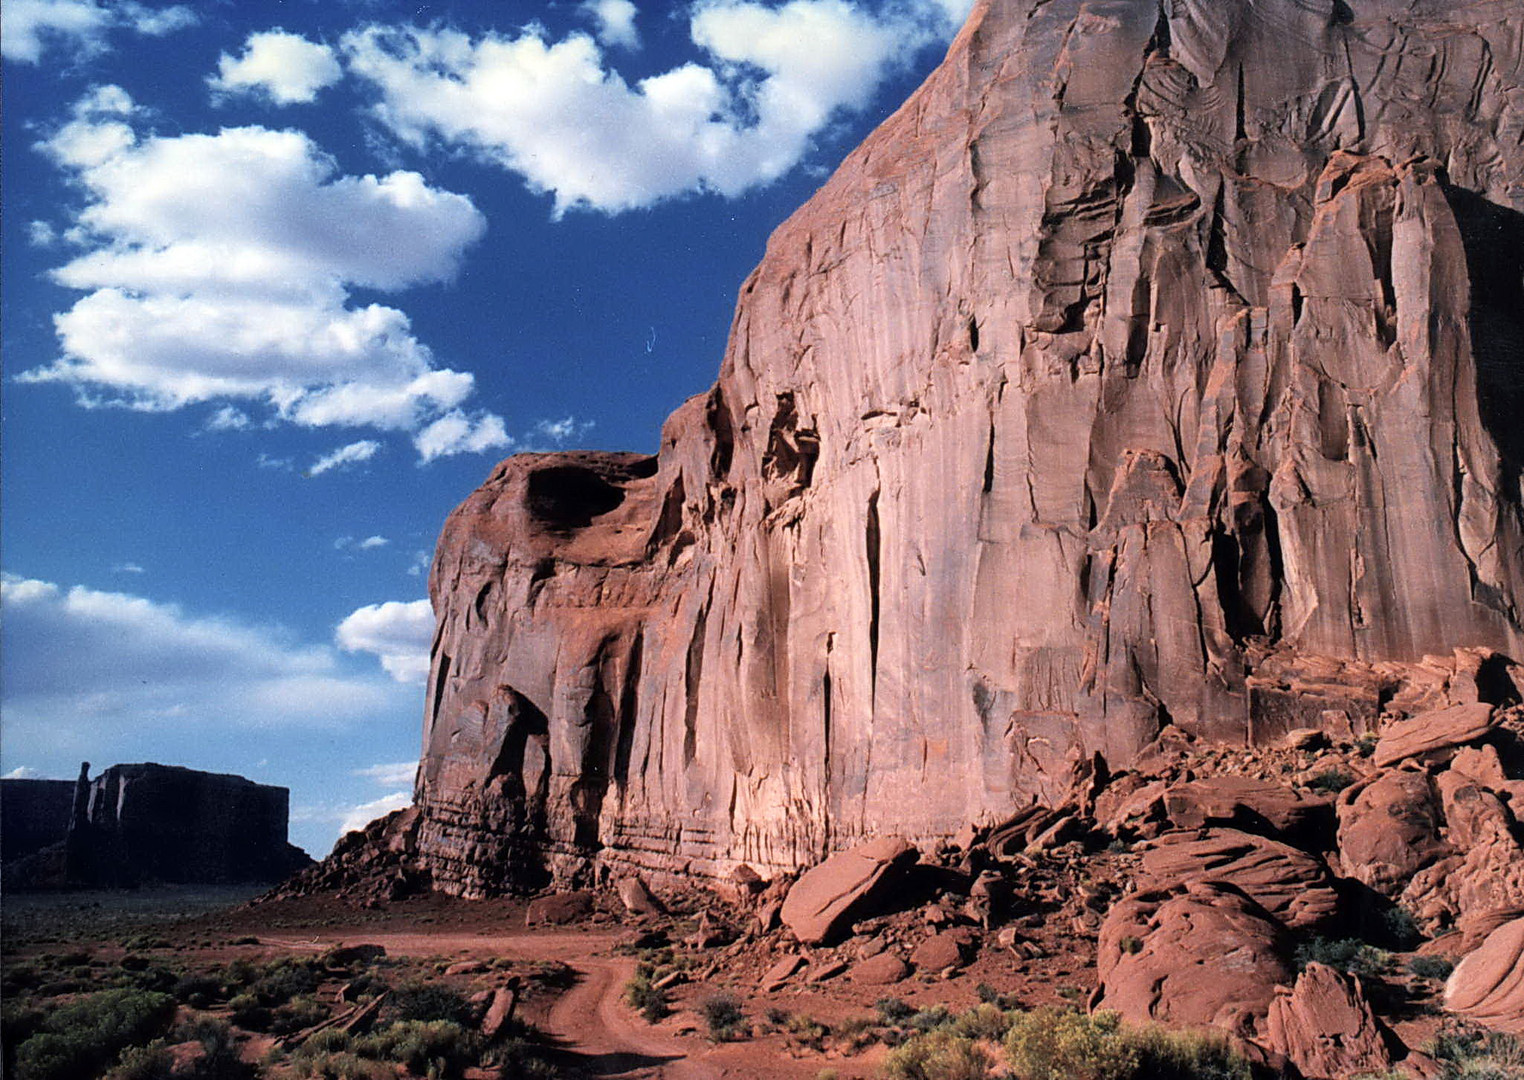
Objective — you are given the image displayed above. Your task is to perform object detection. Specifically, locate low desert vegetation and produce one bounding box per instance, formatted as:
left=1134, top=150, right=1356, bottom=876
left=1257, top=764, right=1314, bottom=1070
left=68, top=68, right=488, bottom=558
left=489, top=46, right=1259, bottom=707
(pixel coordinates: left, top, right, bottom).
left=880, top=1005, right=1255, bottom=1080
left=2, top=941, right=565, bottom=1080
left=1428, top=1026, right=1524, bottom=1080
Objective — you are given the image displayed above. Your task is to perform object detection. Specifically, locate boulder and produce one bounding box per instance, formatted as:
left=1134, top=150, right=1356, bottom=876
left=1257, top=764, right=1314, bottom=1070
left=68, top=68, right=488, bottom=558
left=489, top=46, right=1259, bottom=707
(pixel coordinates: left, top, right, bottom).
left=1095, top=881, right=1293, bottom=1035
left=1444, top=916, right=1524, bottom=1034
left=1372, top=704, right=1496, bottom=768
left=526, top=891, right=593, bottom=926
left=779, top=838, right=917, bottom=944
left=1264, top=963, right=1393, bottom=1079
left=1394, top=769, right=1524, bottom=930
left=1160, top=777, right=1331, bottom=844
left=1135, top=828, right=1339, bottom=929
left=1336, top=769, right=1449, bottom=897
left=760, top=954, right=805, bottom=991
left=910, top=930, right=974, bottom=972
left=852, top=952, right=910, bottom=985
left=615, top=876, right=662, bottom=915
left=480, top=980, right=521, bottom=1040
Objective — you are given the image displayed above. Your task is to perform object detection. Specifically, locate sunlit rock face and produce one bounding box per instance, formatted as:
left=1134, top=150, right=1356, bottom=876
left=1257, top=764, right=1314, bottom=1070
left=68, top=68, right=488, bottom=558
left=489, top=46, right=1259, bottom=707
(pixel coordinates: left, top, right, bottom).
left=415, top=0, right=1524, bottom=896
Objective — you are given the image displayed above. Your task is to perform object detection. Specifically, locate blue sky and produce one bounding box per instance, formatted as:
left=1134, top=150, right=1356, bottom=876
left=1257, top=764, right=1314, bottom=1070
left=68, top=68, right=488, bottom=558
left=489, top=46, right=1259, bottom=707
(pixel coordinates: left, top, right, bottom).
left=1, top=0, right=968, bottom=857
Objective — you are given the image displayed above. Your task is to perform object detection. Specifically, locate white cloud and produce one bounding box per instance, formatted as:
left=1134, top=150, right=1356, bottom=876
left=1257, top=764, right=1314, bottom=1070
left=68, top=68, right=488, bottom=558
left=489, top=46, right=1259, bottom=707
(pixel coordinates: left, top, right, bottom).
left=354, top=761, right=416, bottom=786
left=533, top=415, right=591, bottom=444
left=335, top=598, right=433, bottom=683
left=0, top=573, right=399, bottom=743
left=582, top=0, right=639, bottom=49
left=342, top=0, right=959, bottom=215
left=206, top=405, right=253, bottom=431
left=29, top=221, right=58, bottom=246
left=309, top=439, right=380, bottom=476
left=2, top=0, right=195, bottom=65
left=22, top=87, right=507, bottom=461
left=358, top=535, right=389, bottom=549
left=338, top=790, right=411, bottom=835
left=113, top=562, right=146, bottom=574
left=211, top=30, right=342, bottom=106
left=3, top=766, right=46, bottom=780
left=406, top=550, right=431, bottom=577
left=414, top=410, right=511, bottom=462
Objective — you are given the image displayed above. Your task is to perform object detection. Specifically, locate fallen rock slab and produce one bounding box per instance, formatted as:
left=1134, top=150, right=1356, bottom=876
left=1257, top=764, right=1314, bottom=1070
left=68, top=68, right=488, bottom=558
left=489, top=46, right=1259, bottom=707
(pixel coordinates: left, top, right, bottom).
left=526, top=891, right=593, bottom=926
left=1265, top=962, right=1393, bottom=1079
left=616, top=875, right=662, bottom=915
left=1372, top=703, right=1495, bottom=768
left=1445, top=915, right=1524, bottom=1034
left=1161, top=777, right=1330, bottom=842
left=779, top=837, right=917, bottom=944
left=1136, top=828, right=1339, bottom=929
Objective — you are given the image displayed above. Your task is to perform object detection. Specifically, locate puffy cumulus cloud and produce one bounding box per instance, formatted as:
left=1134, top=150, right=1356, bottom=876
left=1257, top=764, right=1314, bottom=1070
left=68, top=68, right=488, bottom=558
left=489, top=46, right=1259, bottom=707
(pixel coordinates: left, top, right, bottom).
left=309, top=439, right=380, bottom=476
left=582, top=0, right=639, bottom=49
left=3, top=766, right=47, bottom=780
left=343, top=0, right=961, bottom=215
left=22, top=87, right=508, bottom=461
left=211, top=30, right=342, bottom=106
left=335, top=599, right=433, bottom=684
left=0, top=573, right=401, bottom=748
left=338, top=791, right=411, bottom=835
left=414, top=410, right=512, bottom=462
left=354, top=761, right=417, bottom=786
left=2, top=0, right=194, bottom=65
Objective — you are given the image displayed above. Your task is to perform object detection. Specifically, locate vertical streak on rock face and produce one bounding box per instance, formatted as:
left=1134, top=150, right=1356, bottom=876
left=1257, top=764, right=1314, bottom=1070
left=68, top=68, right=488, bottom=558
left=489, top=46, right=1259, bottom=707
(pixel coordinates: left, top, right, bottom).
left=415, top=0, right=1524, bottom=892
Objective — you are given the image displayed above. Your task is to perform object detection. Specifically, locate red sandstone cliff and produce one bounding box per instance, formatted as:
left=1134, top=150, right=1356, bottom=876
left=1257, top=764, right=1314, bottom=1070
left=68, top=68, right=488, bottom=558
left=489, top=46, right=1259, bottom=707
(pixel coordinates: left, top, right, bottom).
left=415, top=0, right=1524, bottom=896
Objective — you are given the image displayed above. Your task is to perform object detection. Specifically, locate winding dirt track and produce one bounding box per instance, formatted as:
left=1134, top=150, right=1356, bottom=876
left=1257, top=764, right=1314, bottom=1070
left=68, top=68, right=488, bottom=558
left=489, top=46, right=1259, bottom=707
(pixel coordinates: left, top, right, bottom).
left=258, top=929, right=716, bottom=1078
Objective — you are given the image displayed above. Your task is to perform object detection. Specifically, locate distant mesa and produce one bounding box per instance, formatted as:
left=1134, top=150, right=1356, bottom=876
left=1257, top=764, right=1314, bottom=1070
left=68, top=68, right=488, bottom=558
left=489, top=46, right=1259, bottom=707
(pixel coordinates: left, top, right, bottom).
left=1, top=761, right=312, bottom=891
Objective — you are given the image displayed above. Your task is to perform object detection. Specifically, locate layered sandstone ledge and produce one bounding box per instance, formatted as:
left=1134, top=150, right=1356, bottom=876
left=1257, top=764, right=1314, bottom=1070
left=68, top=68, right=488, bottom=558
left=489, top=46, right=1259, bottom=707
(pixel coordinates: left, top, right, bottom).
left=414, top=0, right=1524, bottom=895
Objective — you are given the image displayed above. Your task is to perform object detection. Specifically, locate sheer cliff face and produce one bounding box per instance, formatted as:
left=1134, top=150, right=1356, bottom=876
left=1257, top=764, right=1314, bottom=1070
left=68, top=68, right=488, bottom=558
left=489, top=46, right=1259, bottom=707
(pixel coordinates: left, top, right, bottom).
left=418, top=0, right=1524, bottom=895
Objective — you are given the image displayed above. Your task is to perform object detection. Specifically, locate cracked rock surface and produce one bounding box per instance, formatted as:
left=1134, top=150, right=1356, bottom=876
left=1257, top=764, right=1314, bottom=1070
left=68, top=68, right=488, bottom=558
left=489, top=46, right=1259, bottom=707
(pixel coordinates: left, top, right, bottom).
left=413, top=0, right=1524, bottom=894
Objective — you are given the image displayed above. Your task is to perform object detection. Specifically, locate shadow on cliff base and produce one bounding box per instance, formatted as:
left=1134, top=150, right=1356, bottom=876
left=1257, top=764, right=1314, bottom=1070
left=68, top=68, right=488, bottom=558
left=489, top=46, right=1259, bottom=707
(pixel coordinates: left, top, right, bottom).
left=1443, top=183, right=1524, bottom=504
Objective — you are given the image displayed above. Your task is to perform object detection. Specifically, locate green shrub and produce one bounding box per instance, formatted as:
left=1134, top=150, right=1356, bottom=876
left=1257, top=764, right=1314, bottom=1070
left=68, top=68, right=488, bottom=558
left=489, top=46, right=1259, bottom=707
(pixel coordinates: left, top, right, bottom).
left=1429, top=1027, right=1524, bottom=1080
left=1004, top=1008, right=1136, bottom=1080
left=784, top=1013, right=829, bottom=1051
left=1307, top=768, right=1355, bottom=794
left=387, top=981, right=474, bottom=1025
left=354, top=1019, right=479, bottom=1078
left=175, top=1019, right=256, bottom=1080
left=13, top=989, right=175, bottom=1080
left=623, top=969, right=669, bottom=1023
left=299, top=1051, right=392, bottom=1080
left=173, top=972, right=225, bottom=1008
left=103, top=1041, right=175, bottom=1080
left=951, top=1004, right=1013, bottom=1042
left=271, top=995, right=330, bottom=1037
left=252, top=959, right=322, bottom=1006
left=1408, top=955, right=1455, bottom=981
left=877, top=997, right=917, bottom=1025
left=884, top=1030, right=992, bottom=1080
left=227, top=991, right=273, bottom=1031
left=909, top=1005, right=956, bottom=1033
left=1294, top=937, right=1390, bottom=980
left=1127, top=1026, right=1253, bottom=1080
left=698, top=994, right=745, bottom=1042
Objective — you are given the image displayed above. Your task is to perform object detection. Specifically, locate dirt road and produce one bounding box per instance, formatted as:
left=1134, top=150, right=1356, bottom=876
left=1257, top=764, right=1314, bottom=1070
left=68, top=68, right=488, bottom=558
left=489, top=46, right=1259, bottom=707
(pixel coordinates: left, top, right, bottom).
left=257, top=928, right=718, bottom=1078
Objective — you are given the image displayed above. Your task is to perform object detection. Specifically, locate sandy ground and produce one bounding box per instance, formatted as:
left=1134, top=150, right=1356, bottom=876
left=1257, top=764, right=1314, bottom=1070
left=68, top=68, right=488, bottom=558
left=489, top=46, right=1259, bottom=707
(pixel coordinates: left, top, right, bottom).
left=2, top=888, right=895, bottom=1078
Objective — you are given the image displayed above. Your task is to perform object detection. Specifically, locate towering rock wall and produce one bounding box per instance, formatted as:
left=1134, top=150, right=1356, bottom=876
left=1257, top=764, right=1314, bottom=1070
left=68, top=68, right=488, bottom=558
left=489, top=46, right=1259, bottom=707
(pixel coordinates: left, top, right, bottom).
left=418, top=0, right=1524, bottom=895
left=5, top=763, right=312, bottom=888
